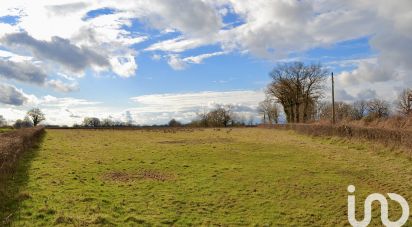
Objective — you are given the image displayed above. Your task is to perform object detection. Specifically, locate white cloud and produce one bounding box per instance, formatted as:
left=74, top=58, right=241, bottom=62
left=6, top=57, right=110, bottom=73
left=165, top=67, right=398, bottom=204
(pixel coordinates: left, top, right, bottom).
left=145, top=36, right=210, bottom=53
left=167, top=55, right=187, bottom=70
left=0, top=59, right=47, bottom=84
left=130, top=90, right=264, bottom=113
left=166, top=51, right=226, bottom=70
left=46, top=80, right=79, bottom=93
left=0, top=83, right=28, bottom=105
left=184, top=51, right=226, bottom=64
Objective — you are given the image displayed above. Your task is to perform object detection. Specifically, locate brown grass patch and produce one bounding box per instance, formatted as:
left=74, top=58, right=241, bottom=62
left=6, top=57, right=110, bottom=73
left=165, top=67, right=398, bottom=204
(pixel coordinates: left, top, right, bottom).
left=158, top=137, right=233, bottom=145
left=102, top=169, right=174, bottom=182
left=262, top=124, right=412, bottom=154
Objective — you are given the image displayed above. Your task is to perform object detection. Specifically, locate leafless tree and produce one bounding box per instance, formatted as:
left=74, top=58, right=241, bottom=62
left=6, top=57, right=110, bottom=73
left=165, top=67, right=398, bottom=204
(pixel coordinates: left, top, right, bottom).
left=26, top=108, right=45, bottom=126
left=13, top=116, right=33, bottom=128
left=317, top=101, right=352, bottom=122
left=267, top=62, right=328, bottom=123
left=207, top=105, right=233, bottom=127
left=350, top=100, right=368, bottom=120
left=258, top=97, right=280, bottom=124
left=397, top=88, right=412, bottom=116
left=367, top=99, right=390, bottom=119
left=83, top=117, right=101, bottom=127
left=101, top=118, right=114, bottom=127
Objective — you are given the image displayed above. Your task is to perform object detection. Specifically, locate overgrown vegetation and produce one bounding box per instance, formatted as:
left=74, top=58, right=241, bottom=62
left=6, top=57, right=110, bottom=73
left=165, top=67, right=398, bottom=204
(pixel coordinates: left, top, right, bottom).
left=4, top=128, right=411, bottom=226
left=0, top=126, right=45, bottom=224
left=264, top=124, right=412, bottom=153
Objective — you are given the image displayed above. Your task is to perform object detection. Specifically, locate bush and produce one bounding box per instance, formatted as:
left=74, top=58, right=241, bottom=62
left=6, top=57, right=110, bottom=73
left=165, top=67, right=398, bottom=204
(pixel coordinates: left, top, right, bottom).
left=0, top=126, right=45, bottom=182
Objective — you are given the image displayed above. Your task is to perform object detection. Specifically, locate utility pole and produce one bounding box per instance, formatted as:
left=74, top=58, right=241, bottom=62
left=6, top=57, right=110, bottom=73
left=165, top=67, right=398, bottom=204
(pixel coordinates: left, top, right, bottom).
left=332, top=72, right=336, bottom=125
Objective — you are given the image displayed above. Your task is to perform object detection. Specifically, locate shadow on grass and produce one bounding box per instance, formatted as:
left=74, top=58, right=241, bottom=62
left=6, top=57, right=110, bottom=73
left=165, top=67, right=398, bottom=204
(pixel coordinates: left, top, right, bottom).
left=0, top=133, right=46, bottom=226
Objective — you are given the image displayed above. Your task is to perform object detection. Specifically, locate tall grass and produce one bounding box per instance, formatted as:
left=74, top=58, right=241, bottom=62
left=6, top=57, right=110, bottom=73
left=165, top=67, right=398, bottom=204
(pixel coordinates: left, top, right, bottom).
left=263, top=124, right=412, bottom=153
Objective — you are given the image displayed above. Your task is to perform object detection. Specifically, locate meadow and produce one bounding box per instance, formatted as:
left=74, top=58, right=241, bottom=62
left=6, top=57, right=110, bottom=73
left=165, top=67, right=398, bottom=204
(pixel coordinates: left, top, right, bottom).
left=3, top=128, right=412, bottom=226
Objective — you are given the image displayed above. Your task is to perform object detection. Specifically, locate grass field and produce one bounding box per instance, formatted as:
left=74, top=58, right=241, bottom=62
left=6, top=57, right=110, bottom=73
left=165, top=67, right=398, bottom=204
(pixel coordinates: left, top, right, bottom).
left=0, top=128, right=13, bottom=133
left=3, top=128, right=412, bottom=226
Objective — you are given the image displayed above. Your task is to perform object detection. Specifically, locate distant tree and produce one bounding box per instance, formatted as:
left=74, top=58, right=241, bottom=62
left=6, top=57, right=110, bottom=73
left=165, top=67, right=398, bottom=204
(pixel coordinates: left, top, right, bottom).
left=366, top=99, right=390, bottom=119
left=112, top=120, right=126, bottom=127
left=26, top=108, right=45, bottom=126
left=0, top=115, right=6, bottom=127
left=397, top=88, right=412, bottom=116
left=13, top=117, right=33, bottom=128
left=317, top=101, right=352, bottom=122
left=258, top=97, right=280, bottom=124
left=83, top=117, right=101, bottom=127
left=168, top=119, right=182, bottom=127
left=207, top=105, right=233, bottom=127
left=101, top=118, right=114, bottom=127
left=350, top=100, right=368, bottom=120
left=247, top=116, right=255, bottom=126
left=266, top=62, right=328, bottom=123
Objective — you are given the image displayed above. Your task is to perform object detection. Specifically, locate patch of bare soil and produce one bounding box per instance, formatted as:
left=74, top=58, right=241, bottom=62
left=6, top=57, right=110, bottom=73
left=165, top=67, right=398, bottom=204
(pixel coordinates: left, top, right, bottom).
left=158, top=137, right=233, bottom=145
left=102, top=169, right=174, bottom=182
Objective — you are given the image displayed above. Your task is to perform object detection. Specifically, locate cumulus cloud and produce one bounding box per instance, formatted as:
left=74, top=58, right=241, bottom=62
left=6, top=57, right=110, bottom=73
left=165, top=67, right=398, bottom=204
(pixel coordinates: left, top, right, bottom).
left=167, top=55, right=187, bottom=70
left=45, top=2, right=89, bottom=16
left=0, top=59, right=47, bottom=84
left=140, top=0, right=222, bottom=37
left=2, top=32, right=110, bottom=73
left=0, top=83, right=28, bottom=105
left=335, top=89, right=355, bottom=102
left=46, top=80, right=79, bottom=93
left=356, top=89, right=377, bottom=100
left=336, top=62, right=396, bottom=86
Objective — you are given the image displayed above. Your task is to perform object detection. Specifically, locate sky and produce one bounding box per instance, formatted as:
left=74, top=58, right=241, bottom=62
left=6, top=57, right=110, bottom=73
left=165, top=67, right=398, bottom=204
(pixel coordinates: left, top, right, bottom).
left=0, top=0, right=411, bottom=125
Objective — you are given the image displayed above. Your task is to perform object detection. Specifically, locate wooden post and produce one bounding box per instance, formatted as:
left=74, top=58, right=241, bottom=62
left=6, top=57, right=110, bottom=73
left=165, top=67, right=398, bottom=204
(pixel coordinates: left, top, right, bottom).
left=332, top=72, right=336, bottom=125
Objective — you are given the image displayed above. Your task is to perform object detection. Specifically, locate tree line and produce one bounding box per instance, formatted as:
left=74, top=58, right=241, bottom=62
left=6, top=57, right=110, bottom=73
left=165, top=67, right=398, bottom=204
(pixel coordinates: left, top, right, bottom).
left=1, top=64, right=410, bottom=129
left=260, top=62, right=412, bottom=124
left=0, top=108, right=46, bottom=128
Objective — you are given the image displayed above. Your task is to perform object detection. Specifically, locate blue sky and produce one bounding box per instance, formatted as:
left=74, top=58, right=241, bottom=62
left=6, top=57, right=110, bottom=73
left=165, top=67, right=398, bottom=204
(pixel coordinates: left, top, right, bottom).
left=0, top=1, right=411, bottom=125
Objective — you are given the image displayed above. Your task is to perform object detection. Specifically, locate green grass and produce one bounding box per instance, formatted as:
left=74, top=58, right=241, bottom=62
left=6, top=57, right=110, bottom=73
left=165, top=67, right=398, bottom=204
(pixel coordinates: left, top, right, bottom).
left=0, top=128, right=12, bottom=133
left=3, top=128, right=412, bottom=226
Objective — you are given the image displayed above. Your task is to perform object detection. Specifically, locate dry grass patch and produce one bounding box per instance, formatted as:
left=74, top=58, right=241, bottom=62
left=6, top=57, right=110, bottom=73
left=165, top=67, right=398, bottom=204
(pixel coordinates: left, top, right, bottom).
left=103, top=169, right=174, bottom=182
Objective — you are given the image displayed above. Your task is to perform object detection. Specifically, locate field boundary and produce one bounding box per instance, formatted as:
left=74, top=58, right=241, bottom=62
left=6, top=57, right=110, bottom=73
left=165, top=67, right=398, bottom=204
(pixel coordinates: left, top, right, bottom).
left=262, top=124, right=412, bottom=152
left=0, top=126, right=45, bottom=184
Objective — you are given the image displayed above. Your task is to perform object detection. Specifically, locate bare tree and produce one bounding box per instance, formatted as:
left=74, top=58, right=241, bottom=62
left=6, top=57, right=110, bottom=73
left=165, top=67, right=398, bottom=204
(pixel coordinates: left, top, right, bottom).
left=350, top=100, right=368, bottom=120
left=397, top=88, right=412, bottom=116
left=267, top=62, right=328, bottom=123
left=27, top=108, right=45, bottom=126
left=101, top=118, right=114, bottom=127
left=367, top=99, right=390, bottom=119
left=207, top=105, right=233, bottom=127
left=83, top=117, right=101, bottom=127
left=13, top=117, right=33, bottom=128
left=258, top=97, right=280, bottom=124
left=317, top=101, right=352, bottom=122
